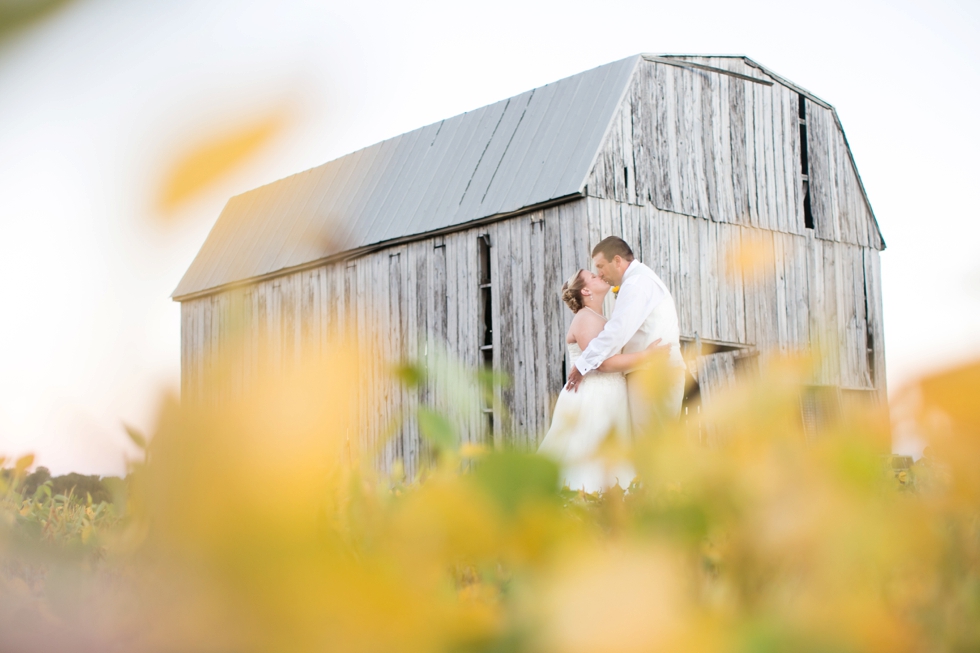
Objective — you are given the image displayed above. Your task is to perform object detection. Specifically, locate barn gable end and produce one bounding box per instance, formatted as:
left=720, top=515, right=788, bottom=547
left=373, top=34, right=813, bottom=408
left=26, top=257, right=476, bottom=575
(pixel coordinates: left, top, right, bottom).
left=581, top=55, right=886, bottom=405
left=585, top=55, right=884, bottom=250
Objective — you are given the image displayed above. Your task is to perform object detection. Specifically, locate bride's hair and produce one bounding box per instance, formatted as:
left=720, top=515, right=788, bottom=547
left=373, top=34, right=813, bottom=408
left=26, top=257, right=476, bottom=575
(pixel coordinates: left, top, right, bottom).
left=561, top=270, right=587, bottom=313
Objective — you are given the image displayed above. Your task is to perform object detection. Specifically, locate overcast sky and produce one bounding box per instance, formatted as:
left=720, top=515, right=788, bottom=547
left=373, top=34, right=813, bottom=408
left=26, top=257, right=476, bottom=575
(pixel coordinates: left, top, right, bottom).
left=0, top=0, right=977, bottom=474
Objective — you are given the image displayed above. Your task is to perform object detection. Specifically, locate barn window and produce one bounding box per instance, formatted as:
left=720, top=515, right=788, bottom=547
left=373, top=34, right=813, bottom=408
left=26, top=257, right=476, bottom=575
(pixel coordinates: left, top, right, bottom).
left=679, top=336, right=759, bottom=446
left=478, top=234, right=495, bottom=433
left=801, top=386, right=879, bottom=443
left=800, top=385, right=842, bottom=444
left=798, top=94, right=814, bottom=230
left=861, top=262, right=876, bottom=387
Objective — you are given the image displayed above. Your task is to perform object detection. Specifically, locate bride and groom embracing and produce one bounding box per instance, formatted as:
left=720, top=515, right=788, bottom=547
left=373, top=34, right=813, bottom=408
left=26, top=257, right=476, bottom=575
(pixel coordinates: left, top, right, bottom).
left=537, top=236, right=686, bottom=493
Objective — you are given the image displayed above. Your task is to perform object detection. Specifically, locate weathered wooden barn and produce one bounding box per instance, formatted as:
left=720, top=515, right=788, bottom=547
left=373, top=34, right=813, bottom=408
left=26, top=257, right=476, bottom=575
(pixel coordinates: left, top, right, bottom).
left=174, top=54, right=886, bottom=473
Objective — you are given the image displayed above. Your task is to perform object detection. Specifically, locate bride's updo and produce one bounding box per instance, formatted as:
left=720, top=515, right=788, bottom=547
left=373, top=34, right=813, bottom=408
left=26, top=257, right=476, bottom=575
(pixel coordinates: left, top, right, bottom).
left=561, top=270, right=587, bottom=313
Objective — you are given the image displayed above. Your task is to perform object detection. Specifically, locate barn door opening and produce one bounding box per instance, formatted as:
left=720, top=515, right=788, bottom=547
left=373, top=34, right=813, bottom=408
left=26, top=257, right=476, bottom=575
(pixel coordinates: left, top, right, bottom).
left=690, top=351, right=737, bottom=447
left=478, top=234, right=496, bottom=441
left=799, top=385, right=843, bottom=444
left=799, top=94, right=814, bottom=230
left=681, top=336, right=759, bottom=446
left=801, top=385, right=881, bottom=444
left=861, top=257, right=876, bottom=389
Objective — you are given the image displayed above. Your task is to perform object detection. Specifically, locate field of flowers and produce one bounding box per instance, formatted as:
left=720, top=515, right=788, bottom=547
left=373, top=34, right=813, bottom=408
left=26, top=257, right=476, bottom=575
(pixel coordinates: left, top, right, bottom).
left=2, top=346, right=979, bottom=653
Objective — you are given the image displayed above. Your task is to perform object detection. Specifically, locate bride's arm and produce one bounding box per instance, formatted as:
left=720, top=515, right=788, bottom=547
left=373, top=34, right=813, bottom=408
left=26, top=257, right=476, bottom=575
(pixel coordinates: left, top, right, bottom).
left=597, top=339, right=666, bottom=373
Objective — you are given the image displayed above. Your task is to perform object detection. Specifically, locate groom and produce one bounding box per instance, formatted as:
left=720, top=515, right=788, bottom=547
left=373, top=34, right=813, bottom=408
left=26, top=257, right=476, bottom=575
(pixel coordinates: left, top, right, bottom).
left=566, top=236, right=686, bottom=434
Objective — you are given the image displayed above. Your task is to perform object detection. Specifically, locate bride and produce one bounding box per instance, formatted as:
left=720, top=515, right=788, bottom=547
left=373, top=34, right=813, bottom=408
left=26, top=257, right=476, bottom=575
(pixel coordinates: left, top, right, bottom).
left=537, top=269, right=662, bottom=493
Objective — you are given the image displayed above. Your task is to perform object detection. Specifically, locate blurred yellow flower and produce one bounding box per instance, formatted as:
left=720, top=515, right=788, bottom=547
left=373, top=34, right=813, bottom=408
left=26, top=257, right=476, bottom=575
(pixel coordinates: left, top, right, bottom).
left=2, top=335, right=980, bottom=653
left=157, top=110, right=289, bottom=215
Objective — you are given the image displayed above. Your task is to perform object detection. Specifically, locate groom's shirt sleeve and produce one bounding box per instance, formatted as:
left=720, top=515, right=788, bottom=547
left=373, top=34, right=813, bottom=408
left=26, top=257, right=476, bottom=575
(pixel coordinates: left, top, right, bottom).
left=574, top=274, right=665, bottom=375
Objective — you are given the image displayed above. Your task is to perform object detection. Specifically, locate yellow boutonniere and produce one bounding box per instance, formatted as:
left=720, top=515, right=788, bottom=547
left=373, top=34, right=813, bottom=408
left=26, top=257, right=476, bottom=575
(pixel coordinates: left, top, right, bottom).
left=612, top=285, right=620, bottom=297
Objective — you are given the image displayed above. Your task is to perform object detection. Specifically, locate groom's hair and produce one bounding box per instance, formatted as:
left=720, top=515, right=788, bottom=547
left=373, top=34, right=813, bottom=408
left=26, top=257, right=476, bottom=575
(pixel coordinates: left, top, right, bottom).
left=592, top=236, right=634, bottom=263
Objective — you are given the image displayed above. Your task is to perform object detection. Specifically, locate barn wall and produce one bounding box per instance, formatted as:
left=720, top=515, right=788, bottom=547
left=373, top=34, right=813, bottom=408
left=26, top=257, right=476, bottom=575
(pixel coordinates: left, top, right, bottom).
left=587, top=57, right=883, bottom=250
left=181, top=201, right=597, bottom=476
left=182, top=192, right=887, bottom=478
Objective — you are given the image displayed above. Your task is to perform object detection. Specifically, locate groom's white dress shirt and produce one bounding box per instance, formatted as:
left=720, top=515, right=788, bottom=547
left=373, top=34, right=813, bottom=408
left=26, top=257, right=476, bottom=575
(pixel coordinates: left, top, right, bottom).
left=574, top=260, right=683, bottom=376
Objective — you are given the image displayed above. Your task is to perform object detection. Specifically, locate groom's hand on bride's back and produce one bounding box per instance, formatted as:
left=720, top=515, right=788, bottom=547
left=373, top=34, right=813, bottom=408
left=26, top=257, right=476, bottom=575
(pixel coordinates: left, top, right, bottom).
left=638, top=338, right=671, bottom=369
left=566, top=366, right=584, bottom=392
left=646, top=338, right=667, bottom=356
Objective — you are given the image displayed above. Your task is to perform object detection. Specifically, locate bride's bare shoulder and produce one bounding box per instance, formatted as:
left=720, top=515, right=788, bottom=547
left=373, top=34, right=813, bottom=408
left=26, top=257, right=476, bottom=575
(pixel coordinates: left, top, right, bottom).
left=566, top=310, right=587, bottom=343
left=573, top=308, right=605, bottom=325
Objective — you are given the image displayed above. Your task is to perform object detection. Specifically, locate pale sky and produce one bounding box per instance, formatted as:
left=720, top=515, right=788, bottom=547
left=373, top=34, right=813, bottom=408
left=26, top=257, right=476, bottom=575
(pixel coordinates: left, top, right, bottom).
left=1, top=0, right=977, bottom=474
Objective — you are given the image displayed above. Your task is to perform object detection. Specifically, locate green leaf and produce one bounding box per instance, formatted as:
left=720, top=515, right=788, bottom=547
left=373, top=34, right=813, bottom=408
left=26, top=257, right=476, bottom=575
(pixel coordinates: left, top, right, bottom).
left=417, top=407, right=457, bottom=452
left=124, top=424, right=147, bottom=450
left=471, top=451, right=560, bottom=514
left=394, top=362, right=426, bottom=389
left=477, top=369, right=510, bottom=394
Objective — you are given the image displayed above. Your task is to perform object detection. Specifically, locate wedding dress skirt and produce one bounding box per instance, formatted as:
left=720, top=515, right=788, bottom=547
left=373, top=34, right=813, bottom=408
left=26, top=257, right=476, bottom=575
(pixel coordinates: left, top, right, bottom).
left=537, top=343, right=634, bottom=493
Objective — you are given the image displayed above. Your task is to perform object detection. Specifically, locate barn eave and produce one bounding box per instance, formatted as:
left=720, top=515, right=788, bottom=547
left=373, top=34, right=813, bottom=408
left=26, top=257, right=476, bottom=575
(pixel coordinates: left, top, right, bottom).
left=170, top=191, right=584, bottom=303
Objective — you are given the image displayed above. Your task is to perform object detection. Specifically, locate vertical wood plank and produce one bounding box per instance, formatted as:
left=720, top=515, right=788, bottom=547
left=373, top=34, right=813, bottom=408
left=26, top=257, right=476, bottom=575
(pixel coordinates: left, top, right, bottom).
left=505, top=218, right=526, bottom=442
left=783, top=87, right=803, bottom=234
left=822, top=239, right=842, bottom=384
left=543, top=206, right=565, bottom=398
left=652, top=62, right=675, bottom=210
left=807, top=102, right=840, bottom=243
left=758, top=82, right=777, bottom=232
left=689, top=68, right=710, bottom=219
left=631, top=64, right=652, bottom=206
left=528, top=215, right=544, bottom=445
left=769, top=85, right=789, bottom=234
left=743, top=78, right=761, bottom=228
left=700, top=72, right=720, bottom=222
left=697, top=218, right=716, bottom=340
left=728, top=78, right=750, bottom=224
left=664, top=65, right=684, bottom=215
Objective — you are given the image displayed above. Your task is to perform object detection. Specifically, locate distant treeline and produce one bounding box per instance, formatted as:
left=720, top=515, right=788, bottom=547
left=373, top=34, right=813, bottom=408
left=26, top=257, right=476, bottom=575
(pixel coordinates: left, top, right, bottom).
left=2, top=466, right=124, bottom=504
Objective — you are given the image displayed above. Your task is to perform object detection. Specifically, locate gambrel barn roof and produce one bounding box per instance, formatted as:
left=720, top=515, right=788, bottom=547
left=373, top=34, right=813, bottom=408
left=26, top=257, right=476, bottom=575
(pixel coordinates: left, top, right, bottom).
left=174, top=54, right=882, bottom=300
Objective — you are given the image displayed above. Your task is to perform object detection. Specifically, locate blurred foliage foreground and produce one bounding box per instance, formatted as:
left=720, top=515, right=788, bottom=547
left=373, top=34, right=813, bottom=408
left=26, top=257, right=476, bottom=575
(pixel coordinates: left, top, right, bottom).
left=2, top=345, right=980, bottom=653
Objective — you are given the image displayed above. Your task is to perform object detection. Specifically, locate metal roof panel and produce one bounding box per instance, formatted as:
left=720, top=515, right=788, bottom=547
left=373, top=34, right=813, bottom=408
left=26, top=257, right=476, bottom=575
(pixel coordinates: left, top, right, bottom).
left=173, top=55, right=640, bottom=298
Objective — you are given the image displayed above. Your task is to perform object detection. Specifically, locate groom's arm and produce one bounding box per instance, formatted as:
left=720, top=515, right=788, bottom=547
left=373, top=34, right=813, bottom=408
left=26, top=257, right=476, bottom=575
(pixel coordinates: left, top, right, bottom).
left=574, top=276, right=664, bottom=376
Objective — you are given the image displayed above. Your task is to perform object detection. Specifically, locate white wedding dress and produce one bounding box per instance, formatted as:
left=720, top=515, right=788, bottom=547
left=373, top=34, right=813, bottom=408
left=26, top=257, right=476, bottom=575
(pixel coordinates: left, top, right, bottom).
left=537, top=342, right=634, bottom=493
